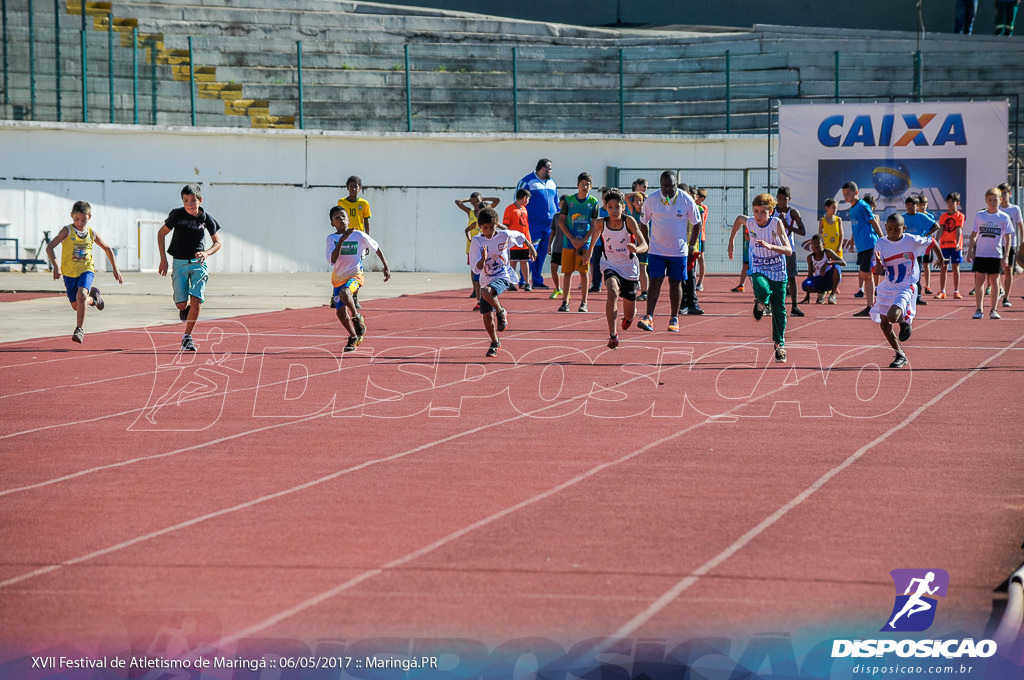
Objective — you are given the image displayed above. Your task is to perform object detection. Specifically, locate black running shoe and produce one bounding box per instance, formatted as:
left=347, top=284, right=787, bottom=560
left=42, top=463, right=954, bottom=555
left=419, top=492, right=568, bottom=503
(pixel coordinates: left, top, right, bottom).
left=753, top=300, right=766, bottom=321
left=889, top=353, right=908, bottom=368
left=790, top=305, right=805, bottom=317
left=181, top=335, right=197, bottom=352
left=898, top=322, right=912, bottom=342
left=485, top=341, right=501, bottom=357
left=72, top=327, right=84, bottom=343
left=853, top=306, right=872, bottom=317
left=90, top=287, right=104, bottom=311
left=179, top=305, right=190, bottom=322
left=353, top=313, right=366, bottom=338
left=687, top=304, right=704, bottom=316
left=496, top=308, right=508, bottom=332
left=344, top=335, right=362, bottom=352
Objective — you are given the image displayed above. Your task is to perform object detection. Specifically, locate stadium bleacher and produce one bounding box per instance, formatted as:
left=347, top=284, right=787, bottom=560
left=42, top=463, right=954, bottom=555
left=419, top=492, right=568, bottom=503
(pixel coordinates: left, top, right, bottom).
left=1, top=1, right=1023, bottom=134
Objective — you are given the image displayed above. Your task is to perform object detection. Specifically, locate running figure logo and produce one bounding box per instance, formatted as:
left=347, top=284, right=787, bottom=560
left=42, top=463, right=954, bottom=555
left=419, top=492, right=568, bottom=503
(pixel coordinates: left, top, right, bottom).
left=881, top=568, right=949, bottom=632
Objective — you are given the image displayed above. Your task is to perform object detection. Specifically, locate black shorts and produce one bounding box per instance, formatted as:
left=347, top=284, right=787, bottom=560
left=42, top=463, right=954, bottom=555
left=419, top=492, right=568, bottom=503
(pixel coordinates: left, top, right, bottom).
left=972, top=257, right=1002, bottom=275
left=857, top=249, right=875, bottom=273
left=509, top=249, right=530, bottom=262
left=603, top=270, right=639, bottom=301
left=549, top=251, right=561, bottom=266
left=921, top=250, right=934, bottom=264
left=785, top=252, right=798, bottom=278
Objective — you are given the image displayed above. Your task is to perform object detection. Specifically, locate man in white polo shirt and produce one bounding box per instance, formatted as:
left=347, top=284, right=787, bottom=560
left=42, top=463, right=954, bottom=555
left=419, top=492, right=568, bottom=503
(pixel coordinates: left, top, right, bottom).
left=637, top=170, right=702, bottom=332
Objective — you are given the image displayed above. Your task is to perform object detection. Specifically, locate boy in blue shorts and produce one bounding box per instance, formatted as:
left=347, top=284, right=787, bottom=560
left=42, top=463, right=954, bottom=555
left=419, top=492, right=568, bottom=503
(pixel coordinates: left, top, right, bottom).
left=158, top=184, right=223, bottom=352
left=45, top=200, right=124, bottom=343
left=328, top=206, right=391, bottom=352
left=470, top=208, right=536, bottom=357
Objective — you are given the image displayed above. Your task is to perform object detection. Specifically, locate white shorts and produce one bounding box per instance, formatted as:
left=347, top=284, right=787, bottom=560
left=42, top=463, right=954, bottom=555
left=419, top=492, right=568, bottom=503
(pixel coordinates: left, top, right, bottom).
left=870, top=283, right=917, bottom=324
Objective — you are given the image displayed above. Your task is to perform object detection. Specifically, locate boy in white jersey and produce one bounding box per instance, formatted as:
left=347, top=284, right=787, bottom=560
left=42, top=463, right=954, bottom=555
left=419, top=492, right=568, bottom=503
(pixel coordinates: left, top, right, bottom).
left=584, top=189, right=648, bottom=349
left=967, top=188, right=1014, bottom=319
left=328, top=206, right=391, bottom=352
left=997, top=183, right=1022, bottom=307
left=799, top=234, right=845, bottom=305
left=871, top=214, right=945, bottom=368
left=744, top=193, right=793, bottom=364
left=470, top=208, right=537, bottom=357
left=45, top=200, right=124, bottom=343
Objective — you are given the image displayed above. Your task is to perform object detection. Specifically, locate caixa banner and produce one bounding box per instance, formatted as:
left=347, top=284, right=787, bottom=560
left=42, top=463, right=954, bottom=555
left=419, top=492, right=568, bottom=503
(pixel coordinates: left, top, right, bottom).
left=778, top=101, right=1008, bottom=227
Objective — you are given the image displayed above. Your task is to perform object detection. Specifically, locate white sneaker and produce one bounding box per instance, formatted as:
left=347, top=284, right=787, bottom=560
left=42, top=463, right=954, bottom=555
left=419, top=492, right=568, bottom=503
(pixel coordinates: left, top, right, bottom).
left=990, top=310, right=1002, bottom=320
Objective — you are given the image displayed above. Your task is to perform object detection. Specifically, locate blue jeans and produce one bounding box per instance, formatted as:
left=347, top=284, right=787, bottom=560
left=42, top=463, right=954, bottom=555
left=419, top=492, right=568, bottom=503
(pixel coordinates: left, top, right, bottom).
left=954, top=0, right=977, bottom=33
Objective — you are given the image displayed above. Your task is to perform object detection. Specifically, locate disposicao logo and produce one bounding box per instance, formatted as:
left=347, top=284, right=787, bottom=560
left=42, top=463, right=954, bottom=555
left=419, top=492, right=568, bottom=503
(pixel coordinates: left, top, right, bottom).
left=831, top=569, right=998, bottom=660
left=882, top=568, right=948, bottom=632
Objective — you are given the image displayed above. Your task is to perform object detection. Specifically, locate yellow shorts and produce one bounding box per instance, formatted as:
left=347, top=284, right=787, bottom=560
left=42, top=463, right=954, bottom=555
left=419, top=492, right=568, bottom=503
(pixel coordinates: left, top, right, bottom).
left=561, top=248, right=590, bottom=274
left=332, top=273, right=364, bottom=299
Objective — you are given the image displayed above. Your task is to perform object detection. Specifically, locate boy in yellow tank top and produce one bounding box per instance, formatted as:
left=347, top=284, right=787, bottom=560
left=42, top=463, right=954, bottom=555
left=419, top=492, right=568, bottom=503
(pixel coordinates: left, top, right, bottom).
left=817, top=197, right=844, bottom=296
left=45, top=200, right=124, bottom=343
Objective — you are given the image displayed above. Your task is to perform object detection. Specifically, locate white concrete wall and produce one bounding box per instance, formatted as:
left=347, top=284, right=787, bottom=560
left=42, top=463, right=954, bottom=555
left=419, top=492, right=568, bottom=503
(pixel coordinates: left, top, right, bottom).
left=0, top=121, right=770, bottom=273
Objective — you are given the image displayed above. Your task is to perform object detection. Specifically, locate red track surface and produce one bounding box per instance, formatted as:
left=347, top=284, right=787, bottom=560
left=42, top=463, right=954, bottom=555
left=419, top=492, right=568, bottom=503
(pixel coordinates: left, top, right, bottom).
left=1, top=276, right=1022, bottom=655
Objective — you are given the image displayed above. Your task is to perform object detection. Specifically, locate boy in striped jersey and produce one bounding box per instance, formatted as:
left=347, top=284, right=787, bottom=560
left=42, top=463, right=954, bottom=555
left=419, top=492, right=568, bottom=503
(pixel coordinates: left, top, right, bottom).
left=584, top=189, right=648, bottom=349
left=745, top=193, right=793, bottom=364
left=871, top=214, right=945, bottom=368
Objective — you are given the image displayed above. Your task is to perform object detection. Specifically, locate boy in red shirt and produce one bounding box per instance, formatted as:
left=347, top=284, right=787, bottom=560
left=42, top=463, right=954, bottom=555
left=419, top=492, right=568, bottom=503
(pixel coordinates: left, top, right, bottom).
left=935, top=192, right=965, bottom=299
left=502, top=188, right=532, bottom=291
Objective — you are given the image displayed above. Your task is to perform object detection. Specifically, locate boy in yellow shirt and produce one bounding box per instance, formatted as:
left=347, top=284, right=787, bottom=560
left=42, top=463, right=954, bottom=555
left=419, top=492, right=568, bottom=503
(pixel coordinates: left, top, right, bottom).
left=46, top=200, right=124, bottom=343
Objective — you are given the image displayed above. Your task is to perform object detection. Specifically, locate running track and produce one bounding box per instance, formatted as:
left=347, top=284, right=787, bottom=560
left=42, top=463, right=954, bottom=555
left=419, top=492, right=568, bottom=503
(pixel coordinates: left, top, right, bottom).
left=1, top=278, right=1022, bottom=658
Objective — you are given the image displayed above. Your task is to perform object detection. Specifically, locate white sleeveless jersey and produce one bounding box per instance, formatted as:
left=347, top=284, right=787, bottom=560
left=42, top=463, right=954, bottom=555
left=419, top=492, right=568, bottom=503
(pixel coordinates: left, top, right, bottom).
left=747, top=216, right=787, bottom=281
left=600, top=220, right=640, bottom=280
left=810, top=251, right=832, bottom=276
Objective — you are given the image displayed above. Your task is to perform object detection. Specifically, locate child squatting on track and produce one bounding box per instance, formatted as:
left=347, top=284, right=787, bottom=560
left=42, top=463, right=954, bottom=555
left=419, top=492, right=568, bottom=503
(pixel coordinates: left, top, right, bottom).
left=583, top=188, right=648, bottom=349
left=328, top=205, right=391, bottom=352
left=871, top=213, right=945, bottom=368
left=45, top=200, right=124, bottom=343
left=470, top=207, right=537, bottom=357
left=743, top=193, right=794, bottom=364
left=158, top=184, right=223, bottom=352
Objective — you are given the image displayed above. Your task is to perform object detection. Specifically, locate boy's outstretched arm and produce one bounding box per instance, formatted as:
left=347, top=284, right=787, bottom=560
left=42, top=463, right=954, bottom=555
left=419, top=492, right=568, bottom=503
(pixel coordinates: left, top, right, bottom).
left=45, top=226, right=70, bottom=280
left=727, top=216, right=746, bottom=260
left=626, top=216, right=648, bottom=254
left=581, top=221, right=602, bottom=261
left=157, top=225, right=172, bottom=276
left=93, top=231, right=125, bottom=284
left=374, top=246, right=392, bottom=282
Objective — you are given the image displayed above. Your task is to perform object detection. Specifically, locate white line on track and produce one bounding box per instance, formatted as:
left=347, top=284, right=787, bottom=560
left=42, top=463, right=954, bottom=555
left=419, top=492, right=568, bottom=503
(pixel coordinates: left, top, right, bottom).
left=602, top=326, right=1024, bottom=642
left=212, top=308, right=927, bottom=647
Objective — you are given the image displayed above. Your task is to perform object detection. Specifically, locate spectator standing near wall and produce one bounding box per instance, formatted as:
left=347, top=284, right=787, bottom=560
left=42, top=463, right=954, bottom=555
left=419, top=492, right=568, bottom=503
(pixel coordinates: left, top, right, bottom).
left=517, top=159, right=559, bottom=289
left=954, top=0, right=978, bottom=33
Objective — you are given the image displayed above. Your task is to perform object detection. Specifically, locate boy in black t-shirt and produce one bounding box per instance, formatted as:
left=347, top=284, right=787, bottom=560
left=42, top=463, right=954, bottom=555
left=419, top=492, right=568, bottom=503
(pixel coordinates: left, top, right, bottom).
left=157, top=184, right=223, bottom=351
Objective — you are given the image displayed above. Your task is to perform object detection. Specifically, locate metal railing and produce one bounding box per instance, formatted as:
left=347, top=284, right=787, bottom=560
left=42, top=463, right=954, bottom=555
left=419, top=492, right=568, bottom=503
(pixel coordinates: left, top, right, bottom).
left=3, top=6, right=1018, bottom=134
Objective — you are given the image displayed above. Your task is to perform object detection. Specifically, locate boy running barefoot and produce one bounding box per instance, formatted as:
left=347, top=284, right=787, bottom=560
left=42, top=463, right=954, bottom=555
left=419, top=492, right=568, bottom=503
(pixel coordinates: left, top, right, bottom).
left=45, top=200, right=124, bottom=343
left=871, top=213, right=945, bottom=368
left=470, top=208, right=537, bottom=357
left=584, top=189, right=648, bottom=349
left=328, top=206, right=391, bottom=352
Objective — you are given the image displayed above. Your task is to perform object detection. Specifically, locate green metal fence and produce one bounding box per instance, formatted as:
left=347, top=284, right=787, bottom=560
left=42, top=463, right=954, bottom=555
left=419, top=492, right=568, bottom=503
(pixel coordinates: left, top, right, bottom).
left=2, top=3, right=1019, bottom=136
